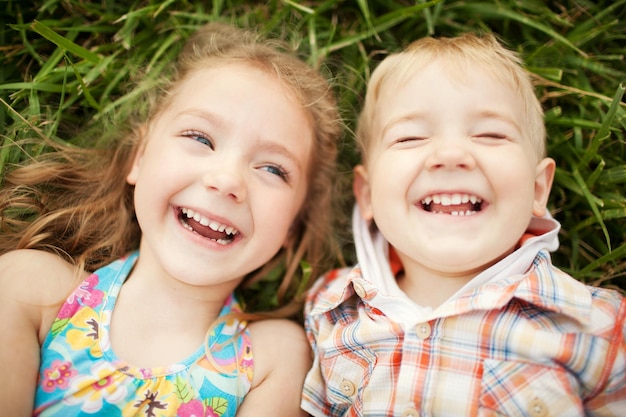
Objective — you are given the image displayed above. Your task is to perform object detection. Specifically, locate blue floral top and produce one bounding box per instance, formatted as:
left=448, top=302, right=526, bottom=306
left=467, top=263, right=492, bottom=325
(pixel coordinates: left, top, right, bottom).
left=34, top=251, right=253, bottom=417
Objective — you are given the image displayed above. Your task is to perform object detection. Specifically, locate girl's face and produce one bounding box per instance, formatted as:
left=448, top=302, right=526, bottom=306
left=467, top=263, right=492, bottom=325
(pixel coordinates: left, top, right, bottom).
left=126, top=64, right=313, bottom=293
left=354, top=60, right=554, bottom=286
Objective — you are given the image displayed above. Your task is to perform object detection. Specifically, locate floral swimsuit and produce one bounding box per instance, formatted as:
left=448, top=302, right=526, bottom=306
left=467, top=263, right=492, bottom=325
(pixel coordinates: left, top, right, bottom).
left=34, top=252, right=253, bottom=417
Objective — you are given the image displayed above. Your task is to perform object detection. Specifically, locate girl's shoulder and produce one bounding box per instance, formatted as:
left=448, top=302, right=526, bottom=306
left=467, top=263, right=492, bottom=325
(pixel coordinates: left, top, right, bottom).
left=237, top=318, right=310, bottom=416
left=247, top=318, right=309, bottom=351
left=0, top=249, right=80, bottom=292
left=0, top=249, right=85, bottom=340
left=247, top=318, right=310, bottom=370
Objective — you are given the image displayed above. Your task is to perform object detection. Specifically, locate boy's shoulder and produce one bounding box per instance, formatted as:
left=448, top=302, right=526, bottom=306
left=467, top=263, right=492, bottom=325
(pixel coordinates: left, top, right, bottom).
left=524, top=254, right=625, bottom=334
left=585, top=284, right=625, bottom=332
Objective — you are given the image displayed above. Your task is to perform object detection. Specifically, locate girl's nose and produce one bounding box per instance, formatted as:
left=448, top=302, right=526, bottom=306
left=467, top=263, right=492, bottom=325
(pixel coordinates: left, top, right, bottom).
left=425, top=138, right=476, bottom=171
left=202, top=161, right=247, bottom=202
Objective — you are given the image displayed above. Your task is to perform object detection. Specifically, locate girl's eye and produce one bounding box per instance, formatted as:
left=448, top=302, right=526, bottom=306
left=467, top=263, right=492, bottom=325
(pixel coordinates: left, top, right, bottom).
left=183, top=130, right=214, bottom=149
left=261, top=164, right=290, bottom=182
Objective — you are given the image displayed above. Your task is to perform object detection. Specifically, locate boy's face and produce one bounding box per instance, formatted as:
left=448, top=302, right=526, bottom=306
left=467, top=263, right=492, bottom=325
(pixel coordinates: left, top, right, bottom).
left=354, top=60, right=555, bottom=283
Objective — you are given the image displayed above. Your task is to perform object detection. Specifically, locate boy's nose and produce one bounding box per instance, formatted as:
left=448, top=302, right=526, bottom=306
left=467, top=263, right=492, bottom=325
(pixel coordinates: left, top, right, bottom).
left=425, top=139, right=476, bottom=171
left=201, top=161, right=247, bottom=202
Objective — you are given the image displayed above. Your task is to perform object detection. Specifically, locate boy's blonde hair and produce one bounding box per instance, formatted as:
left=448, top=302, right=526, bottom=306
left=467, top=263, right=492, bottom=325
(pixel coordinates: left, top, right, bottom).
left=356, top=33, right=545, bottom=162
left=0, top=22, right=341, bottom=315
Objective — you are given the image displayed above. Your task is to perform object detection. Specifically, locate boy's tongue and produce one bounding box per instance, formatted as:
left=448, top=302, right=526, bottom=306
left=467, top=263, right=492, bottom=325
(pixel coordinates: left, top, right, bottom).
left=428, top=202, right=474, bottom=214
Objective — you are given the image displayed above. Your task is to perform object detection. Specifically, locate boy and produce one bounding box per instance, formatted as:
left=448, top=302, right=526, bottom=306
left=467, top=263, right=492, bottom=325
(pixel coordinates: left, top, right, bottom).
left=302, top=33, right=625, bottom=416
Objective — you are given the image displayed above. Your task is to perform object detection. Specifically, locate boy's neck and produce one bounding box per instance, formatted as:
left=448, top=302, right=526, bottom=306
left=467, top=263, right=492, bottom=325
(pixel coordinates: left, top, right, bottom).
left=389, top=247, right=483, bottom=309
left=396, top=269, right=473, bottom=309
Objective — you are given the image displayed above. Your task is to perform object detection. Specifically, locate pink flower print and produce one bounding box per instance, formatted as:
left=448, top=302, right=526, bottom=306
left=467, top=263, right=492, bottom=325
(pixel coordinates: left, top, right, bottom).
left=177, top=399, right=220, bottom=417
left=176, top=399, right=203, bottom=417
left=58, top=273, right=104, bottom=319
left=41, top=360, right=77, bottom=393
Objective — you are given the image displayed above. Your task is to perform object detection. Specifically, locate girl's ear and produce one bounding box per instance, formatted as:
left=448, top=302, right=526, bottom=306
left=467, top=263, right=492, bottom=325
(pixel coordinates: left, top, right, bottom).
left=532, top=157, right=556, bottom=217
left=126, top=126, right=148, bottom=185
left=353, top=165, right=374, bottom=221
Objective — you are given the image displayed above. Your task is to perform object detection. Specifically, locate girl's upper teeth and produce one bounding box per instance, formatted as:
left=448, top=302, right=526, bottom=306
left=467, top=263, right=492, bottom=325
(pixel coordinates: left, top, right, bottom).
left=422, top=193, right=482, bottom=206
left=181, top=207, right=238, bottom=235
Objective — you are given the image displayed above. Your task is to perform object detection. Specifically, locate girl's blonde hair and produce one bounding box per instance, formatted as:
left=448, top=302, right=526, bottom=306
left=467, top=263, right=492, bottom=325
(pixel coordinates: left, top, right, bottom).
left=356, top=32, right=546, bottom=162
left=0, top=22, right=341, bottom=316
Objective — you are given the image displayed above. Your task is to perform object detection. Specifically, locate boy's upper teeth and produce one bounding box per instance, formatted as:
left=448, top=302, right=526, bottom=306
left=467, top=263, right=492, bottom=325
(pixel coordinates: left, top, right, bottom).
left=181, top=207, right=238, bottom=235
left=421, top=193, right=482, bottom=206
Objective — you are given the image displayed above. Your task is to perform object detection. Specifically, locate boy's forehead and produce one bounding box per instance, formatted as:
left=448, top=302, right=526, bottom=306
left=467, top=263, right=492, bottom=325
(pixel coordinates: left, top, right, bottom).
left=374, top=60, right=521, bottom=119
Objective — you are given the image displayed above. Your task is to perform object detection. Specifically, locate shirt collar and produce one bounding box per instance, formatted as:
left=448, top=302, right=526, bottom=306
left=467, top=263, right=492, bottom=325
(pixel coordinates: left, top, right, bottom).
left=309, top=207, right=591, bottom=326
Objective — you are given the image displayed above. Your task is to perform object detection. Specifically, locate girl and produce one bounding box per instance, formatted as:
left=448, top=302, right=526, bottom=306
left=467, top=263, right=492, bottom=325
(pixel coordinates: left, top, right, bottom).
left=0, top=22, right=340, bottom=416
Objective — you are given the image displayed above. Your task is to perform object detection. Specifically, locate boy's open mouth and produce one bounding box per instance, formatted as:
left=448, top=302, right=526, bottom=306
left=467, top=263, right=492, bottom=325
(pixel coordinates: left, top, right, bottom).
left=421, top=193, right=483, bottom=216
left=178, top=207, right=239, bottom=244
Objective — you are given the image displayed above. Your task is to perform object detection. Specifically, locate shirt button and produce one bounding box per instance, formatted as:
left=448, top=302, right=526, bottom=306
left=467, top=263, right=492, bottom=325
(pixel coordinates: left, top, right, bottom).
left=529, top=397, right=548, bottom=417
left=353, top=282, right=366, bottom=298
left=402, top=407, right=419, bottom=417
left=340, top=379, right=356, bottom=397
left=416, top=323, right=431, bottom=339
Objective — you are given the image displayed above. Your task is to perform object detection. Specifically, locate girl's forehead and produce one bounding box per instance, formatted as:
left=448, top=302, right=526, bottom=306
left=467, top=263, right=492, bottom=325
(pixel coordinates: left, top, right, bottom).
left=154, top=63, right=286, bottom=115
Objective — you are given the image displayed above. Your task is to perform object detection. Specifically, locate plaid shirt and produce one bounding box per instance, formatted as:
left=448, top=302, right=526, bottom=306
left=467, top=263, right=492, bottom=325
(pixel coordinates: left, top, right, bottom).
left=302, top=250, right=626, bottom=416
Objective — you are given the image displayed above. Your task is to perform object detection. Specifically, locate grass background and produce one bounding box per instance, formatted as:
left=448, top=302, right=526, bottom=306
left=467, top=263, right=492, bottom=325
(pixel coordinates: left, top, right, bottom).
left=1, top=0, right=625, bottom=306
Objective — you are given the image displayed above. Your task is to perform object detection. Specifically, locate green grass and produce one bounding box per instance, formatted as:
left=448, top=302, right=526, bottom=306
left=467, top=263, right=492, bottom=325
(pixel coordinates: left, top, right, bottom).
left=2, top=0, right=625, bottom=298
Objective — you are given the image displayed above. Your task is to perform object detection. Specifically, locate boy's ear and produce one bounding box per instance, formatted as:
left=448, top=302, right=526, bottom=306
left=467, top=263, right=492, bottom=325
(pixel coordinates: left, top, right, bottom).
left=353, top=165, right=374, bottom=221
left=126, top=126, right=148, bottom=185
left=533, top=157, right=556, bottom=217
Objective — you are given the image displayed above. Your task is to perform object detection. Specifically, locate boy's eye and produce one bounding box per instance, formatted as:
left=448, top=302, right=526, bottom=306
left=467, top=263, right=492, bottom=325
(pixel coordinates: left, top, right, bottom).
left=261, top=164, right=290, bottom=182
left=395, top=136, right=428, bottom=144
left=475, top=132, right=508, bottom=140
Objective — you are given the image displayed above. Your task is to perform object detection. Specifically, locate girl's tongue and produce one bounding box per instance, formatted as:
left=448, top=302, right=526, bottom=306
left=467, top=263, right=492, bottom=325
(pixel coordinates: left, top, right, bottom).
left=178, top=208, right=238, bottom=243
left=184, top=216, right=231, bottom=240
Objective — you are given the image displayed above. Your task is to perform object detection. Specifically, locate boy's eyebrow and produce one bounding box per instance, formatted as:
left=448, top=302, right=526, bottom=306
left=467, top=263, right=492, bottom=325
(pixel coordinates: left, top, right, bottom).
left=380, top=109, right=523, bottom=137
left=176, top=108, right=306, bottom=167
left=380, top=112, right=428, bottom=138
left=473, top=109, right=522, bottom=133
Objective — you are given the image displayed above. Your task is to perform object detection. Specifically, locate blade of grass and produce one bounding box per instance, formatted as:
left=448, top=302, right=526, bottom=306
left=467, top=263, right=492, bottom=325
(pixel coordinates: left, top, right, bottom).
left=67, top=56, right=100, bottom=112
left=0, top=82, right=65, bottom=93
left=581, top=83, right=626, bottom=166
left=572, top=168, right=610, bottom=251
left=29, top=20, right=101, bottom=64
left=580, top=242, right=626, bottom=276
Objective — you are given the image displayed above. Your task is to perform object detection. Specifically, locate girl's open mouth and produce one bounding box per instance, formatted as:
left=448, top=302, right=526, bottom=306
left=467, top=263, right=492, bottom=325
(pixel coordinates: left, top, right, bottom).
left=178, top=207, right=239, bottom=245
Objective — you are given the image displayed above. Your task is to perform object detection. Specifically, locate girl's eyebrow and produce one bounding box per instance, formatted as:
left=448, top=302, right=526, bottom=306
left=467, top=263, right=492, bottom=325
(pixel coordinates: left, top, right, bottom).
left=175, top=108, right=225, bottom=129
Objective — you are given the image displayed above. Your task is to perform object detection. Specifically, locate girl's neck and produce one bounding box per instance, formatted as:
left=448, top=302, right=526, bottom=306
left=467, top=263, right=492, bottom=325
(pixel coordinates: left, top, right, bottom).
left=108, top=261, right=232, bottom=368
